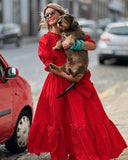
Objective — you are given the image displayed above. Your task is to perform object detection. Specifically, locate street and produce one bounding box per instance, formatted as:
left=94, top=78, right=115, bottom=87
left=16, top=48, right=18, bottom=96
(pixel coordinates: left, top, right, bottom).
left=0, top=40, right=128, bottom=160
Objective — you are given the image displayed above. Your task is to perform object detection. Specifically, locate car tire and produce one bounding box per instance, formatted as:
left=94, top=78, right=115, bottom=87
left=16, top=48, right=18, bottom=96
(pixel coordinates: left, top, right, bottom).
left=0, top=39, right=4, bottom=49
left=5, top=110, right=32, bottom=153
left=16, top=37, right=21, bottom=47
left=99, top=56, right=105, bottom=64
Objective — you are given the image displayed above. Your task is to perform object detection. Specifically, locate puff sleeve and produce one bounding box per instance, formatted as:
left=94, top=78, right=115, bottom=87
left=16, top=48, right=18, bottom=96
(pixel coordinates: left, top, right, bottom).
left=38, top=34, right=54, bottom=71
left=85, top=34, right=96, bottom=45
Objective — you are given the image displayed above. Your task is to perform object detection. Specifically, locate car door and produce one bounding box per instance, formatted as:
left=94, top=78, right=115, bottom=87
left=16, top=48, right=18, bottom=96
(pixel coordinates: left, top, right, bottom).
left=0, top=60, right=13, bottom=141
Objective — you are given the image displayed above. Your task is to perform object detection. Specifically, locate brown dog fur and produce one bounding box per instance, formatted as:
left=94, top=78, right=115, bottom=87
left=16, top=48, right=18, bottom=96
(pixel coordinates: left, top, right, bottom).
left=49, top=14, right=88, bottom=97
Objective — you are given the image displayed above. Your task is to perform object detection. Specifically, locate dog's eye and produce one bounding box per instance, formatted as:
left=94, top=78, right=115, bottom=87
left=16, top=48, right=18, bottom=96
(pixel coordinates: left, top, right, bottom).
left=64, top=16, right=68, bottom=20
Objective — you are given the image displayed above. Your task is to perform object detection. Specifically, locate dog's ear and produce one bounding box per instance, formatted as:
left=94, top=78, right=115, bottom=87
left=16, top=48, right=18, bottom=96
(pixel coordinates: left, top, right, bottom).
left=64, top=14, right=79, bottom=30
left=71, top=19, right=78, bottom=30
left=70, top=16, right=78, bottom=30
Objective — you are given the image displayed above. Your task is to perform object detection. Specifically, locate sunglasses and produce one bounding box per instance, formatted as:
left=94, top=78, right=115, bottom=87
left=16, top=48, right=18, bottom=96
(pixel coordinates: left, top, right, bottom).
left=44, top=10, right=56, bottom=19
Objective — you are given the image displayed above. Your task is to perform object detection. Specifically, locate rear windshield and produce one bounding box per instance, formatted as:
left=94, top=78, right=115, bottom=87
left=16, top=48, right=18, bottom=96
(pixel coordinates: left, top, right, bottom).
left=108, top=26, right=128, bottom=35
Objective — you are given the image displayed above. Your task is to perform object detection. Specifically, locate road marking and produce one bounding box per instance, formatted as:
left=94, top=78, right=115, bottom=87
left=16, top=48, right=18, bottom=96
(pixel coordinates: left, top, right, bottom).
left=99, top=84, right=119, bottom=99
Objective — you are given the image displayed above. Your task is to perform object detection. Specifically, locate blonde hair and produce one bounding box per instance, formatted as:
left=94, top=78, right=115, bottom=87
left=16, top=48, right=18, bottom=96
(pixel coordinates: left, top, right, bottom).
left=40, top=3, right=68, bottom=31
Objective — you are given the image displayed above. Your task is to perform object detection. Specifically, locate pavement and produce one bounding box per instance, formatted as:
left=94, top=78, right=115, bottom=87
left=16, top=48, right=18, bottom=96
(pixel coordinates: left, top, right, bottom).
left=22, top=36, right=39, bottom=45
left=12, top=36, right=128, bottom=159
left=101, top=81, right=128, bottom=160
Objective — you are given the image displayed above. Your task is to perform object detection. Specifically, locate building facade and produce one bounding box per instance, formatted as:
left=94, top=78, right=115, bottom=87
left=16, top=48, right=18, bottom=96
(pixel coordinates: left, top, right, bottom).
left=0, top=0, right=127, bottom=36
left=108, top=0, right=125, bottom=21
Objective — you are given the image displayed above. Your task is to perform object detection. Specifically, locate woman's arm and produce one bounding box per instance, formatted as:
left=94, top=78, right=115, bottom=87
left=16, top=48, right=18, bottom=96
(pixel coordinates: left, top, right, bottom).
left=82, top=41, right=96, bottom=50
left=62, top=35, right=96, bottom=50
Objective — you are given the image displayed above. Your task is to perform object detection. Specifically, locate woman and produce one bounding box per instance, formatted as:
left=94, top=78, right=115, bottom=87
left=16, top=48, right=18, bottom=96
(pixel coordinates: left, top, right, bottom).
left=27, top=3, right=127, bottom=160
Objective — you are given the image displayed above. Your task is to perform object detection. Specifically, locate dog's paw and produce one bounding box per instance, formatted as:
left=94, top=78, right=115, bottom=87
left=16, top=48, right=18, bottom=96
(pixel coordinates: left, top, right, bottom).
left=69, top=42, right=74, bottom=46
left=68, top=68, right=72, bottom=74
left=65, top=71, right=70, bottom=75
left=49, top=63, right=55, bottom=69
left=53, top=47, right=59, bottom=51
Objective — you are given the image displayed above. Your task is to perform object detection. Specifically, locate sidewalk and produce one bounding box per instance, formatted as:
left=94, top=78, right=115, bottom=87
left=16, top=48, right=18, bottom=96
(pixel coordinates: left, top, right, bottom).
left=101, top=81, right=128, bottom=160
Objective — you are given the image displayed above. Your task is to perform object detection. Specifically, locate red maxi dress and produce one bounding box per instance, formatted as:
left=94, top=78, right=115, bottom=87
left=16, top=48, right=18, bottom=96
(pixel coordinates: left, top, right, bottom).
left=27, top=32, right=127, bottom=160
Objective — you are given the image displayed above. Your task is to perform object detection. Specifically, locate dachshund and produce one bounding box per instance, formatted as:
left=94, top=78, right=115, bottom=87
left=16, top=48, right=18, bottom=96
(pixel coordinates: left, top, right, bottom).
left=49, top=14, right=88, bottom=98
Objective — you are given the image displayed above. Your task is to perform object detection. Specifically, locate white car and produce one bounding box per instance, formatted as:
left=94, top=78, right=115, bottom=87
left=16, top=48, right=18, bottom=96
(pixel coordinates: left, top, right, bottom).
left=97, top=22, right=128, bottom=64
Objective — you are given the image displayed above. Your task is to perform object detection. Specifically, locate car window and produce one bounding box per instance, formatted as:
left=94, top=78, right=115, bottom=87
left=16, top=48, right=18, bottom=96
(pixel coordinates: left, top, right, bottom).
left=108, top=26, right=128, bottom=35
left=4, top=25, right=11, bottom=32
left=0, top=60, right=5, bottom=77
left=9, top=24, right=15, bottom=30
left=3, top=24, right=15, bottom=32
left=12, top=24, right=19, bottom=29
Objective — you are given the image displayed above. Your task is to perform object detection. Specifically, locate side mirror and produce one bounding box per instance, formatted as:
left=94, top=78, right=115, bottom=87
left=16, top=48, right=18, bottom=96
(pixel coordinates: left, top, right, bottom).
left=5, top=67, right=18, bottom=79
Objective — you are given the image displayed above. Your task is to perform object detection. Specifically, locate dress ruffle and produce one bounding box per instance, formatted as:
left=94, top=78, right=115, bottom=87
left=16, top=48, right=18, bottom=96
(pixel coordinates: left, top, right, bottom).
left=28, top=119, right=126, bottom=160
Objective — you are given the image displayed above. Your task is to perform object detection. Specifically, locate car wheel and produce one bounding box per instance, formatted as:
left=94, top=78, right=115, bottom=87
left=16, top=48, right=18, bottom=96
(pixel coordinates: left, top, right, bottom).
left=16, top=37, right=21, bottom=47
left=99, top=56, right=105, bottom=64
left=5, top=110, right=32, bottom=153
left=0, top=39, right=4, bottom=49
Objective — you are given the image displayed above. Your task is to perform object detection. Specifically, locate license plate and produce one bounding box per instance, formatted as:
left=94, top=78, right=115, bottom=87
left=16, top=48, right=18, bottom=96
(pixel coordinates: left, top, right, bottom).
left=113, top=50, right=128, bottom=55
left=113, top=50, right=116, bottom=55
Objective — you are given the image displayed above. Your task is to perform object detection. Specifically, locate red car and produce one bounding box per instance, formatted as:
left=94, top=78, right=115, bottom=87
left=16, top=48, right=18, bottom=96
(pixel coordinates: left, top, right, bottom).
left=0, top=54, right=33, bottom=153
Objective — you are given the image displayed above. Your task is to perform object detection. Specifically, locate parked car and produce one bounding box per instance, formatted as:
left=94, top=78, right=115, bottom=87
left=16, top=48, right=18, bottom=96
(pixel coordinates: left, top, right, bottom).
left=78, top=18, right=103, bottom=42
left=0, top=54, right=33, bottom=153
left=0, top=23, right=22, bottom=48
left=97, top=22, right=128, bottom=64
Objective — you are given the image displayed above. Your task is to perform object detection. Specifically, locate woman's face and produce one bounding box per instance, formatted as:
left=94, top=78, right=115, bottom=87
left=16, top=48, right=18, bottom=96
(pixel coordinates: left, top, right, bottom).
left=44, top=8, right=61, bottom=26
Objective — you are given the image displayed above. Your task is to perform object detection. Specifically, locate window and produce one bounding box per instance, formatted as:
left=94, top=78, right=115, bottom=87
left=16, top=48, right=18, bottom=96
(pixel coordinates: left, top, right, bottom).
left=108, top=26, right=128, bottom=35
left=12, top=0, right=20, bottom=24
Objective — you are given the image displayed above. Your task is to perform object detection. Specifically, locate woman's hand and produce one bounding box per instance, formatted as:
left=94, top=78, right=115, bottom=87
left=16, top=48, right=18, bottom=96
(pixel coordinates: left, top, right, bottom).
left=62, top=35, right=71, bottom=49
left=62, top=35, right=96, bottom=51
left=49, top=66, right=84, bottom=82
